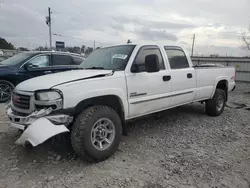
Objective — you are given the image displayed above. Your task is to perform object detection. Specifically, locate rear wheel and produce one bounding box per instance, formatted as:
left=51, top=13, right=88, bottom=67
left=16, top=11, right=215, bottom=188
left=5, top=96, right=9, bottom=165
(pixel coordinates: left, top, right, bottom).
left=0, top=81, right=14, bottom=103
left=206, top=89, right=226, bottom=116
left=71, top=105, right=122, bottom=162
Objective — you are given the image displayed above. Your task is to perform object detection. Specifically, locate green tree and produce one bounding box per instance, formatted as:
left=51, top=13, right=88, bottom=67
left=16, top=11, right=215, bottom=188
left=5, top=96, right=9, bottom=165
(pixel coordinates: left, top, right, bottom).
left=73, top=46, right=81, bottom=54
left=81, top=45, right=86, bottom=53
left=209, top=54, right=219, bottom=57
left=34, top=46, right=48, bottom=51
left=85, top=47, right=93, bottom=55
left=65, top=46, right=81, bottom=53
left=0, top=37, right=15, bottom=50
left=18, top=47, right=29, bottom=51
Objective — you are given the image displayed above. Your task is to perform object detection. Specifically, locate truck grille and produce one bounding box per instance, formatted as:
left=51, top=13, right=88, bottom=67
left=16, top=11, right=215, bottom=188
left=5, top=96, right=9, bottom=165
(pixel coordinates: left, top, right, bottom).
left=12, top=92, right=31, bottom=110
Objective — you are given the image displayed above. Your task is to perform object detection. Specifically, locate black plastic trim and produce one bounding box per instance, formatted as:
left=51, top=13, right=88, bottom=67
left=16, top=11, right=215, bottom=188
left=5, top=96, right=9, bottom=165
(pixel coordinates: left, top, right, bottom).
left=50, top=107, right=75, bottom=116
left=130, top=92, right=147, bottom=97
left=130, top=91, right=194, bottom=104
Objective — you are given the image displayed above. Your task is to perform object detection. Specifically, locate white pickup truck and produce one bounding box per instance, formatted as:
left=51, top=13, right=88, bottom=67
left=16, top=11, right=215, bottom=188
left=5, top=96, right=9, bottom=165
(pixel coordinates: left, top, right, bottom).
left=6, top=43, right=236, bottom=162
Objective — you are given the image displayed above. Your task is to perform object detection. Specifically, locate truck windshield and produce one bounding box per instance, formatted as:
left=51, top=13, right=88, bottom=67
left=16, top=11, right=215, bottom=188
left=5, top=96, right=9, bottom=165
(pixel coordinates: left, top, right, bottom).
left=0, top=53, right=33, bottom=66
left=79, top=45, right=135, bottom=70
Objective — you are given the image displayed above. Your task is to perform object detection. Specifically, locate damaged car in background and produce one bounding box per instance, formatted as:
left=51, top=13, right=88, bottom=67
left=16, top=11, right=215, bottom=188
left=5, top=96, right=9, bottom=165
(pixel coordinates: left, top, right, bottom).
left=0, top=51, right=84, bottom=102
left=6, top=43, right=236, bottom=162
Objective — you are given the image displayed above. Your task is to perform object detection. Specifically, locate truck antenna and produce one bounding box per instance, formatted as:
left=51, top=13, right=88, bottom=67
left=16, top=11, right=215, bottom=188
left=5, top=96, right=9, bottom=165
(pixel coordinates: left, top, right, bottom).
left=127, top=39, right=132, bottom=44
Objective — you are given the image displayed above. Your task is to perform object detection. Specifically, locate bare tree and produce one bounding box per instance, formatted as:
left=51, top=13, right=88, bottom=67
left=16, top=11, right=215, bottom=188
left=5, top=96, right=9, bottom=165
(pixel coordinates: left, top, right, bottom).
left=242, top=27, right=250, bottom=51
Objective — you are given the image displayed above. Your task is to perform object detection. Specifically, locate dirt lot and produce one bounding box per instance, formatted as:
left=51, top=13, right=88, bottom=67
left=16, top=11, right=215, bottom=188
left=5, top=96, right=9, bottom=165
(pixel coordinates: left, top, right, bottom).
left=0, top=82, right=250, bottom=188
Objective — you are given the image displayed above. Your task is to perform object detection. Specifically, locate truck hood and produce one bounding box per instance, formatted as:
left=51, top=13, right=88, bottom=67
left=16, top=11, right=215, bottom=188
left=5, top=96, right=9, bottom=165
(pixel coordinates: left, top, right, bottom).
left=15, top=69, right=113, bottom=92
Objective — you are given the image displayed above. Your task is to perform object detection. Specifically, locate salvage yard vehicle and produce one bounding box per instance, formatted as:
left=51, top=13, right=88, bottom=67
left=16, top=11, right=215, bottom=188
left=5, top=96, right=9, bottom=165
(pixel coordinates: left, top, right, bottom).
left=6, top=43, right=236, bottom=162
left=0, top=56, right=7, bottom=62
left=0, top=51, right=85, bottom=102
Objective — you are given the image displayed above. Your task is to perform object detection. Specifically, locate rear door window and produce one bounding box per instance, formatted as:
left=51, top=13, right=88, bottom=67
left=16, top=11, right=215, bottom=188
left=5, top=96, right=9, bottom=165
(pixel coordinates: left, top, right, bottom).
left=52, top=54, right=73, bottom=65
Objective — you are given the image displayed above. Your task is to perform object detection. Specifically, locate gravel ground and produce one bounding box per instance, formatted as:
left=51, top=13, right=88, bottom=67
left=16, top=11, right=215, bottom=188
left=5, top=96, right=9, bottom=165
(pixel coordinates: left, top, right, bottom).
left=0, top=82, right=250, bottom=188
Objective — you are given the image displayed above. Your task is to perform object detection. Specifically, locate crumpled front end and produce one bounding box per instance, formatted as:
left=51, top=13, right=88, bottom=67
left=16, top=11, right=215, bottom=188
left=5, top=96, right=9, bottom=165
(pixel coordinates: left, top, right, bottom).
left=15, top=117, right=69, bottom=146
left=6, top=106, right=73, bottom=146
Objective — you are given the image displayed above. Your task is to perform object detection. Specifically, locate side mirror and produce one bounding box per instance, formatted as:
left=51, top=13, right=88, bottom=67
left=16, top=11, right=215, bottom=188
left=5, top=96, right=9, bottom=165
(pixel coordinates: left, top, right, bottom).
left=145, top=54, right=160, bottom=73
left=23, top=63, right=36, bottom=70
left=131, top=64, right=139, bottom=73
left=23, top=63, right=30, bottom=70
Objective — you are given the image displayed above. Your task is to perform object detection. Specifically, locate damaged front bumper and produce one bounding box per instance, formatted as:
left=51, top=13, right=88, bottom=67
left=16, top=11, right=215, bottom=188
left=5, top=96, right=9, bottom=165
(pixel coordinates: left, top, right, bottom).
left=6, top=107, right=73, bottom=147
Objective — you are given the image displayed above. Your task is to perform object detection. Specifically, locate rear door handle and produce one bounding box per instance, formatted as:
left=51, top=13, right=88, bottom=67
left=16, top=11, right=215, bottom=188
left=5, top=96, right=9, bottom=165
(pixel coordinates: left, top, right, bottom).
left=187, top=73, right=192, bottom=78
left=163, top=75, right=171, bottom=81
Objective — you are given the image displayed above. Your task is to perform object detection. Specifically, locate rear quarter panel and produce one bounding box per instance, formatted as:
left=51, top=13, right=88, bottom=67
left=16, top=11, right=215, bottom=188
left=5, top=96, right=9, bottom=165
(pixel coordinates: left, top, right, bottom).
left=195, top=67, right=235, bottom=100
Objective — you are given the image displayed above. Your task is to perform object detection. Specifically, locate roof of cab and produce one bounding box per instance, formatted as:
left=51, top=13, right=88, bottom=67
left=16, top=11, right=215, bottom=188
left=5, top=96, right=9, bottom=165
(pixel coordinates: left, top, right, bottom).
left=101, top=42, right=182, bottom=48
left=99, top=43, right=189, bottom=56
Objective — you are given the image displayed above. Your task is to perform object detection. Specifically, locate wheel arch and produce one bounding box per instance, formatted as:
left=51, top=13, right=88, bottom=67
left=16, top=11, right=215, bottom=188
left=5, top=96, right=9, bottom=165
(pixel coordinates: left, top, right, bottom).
left=211, top=79, right=228, bottom=101
left=73, top=95, right=127, bottom=135
left=0, top=79, right=15, bottom=88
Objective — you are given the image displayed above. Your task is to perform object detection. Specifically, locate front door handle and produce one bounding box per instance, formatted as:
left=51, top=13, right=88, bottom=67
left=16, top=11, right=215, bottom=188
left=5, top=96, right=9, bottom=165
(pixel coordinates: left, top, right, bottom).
left=187, top=73, right=193, bottom=78
left=163, top=75, right=171, bottom=81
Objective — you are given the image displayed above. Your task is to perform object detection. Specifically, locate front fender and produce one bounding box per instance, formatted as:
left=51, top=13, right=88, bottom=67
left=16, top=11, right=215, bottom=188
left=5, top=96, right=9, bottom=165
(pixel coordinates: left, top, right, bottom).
left=54, top=72, right=128, bottom=117
left=63, top=88, right=128, bottom=118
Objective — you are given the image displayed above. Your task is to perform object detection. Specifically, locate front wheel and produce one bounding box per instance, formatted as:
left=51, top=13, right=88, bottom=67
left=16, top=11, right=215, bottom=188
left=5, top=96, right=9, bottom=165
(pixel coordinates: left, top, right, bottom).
left=206, top=88, right=226, bottom=116
left=71, top=105, right=122, bottom=162
left=0, top=80, right=14, bottom=103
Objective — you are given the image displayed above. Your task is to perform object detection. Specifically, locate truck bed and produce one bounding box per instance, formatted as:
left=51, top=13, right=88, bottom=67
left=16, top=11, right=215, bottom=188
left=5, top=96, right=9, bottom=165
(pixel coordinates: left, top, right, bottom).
left=194, top=66, right=235, bottom=101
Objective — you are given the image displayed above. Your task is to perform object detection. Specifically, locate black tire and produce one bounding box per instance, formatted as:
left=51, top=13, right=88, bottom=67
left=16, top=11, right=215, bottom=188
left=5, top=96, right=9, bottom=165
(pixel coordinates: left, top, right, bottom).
left=206, top=88, right=226, bottom=116
left=0, top=80, right=14, bottom=103
left=71, top=105, right=122, bottom=162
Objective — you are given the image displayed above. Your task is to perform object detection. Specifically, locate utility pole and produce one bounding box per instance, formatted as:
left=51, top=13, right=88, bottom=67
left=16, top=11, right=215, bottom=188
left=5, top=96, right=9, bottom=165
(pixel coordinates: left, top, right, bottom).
left=191, top=34, right=195, bottom=57
left=46, top=7, right=52, bottom=50
left=0, top=0, right=4, bottom=9
left=94, top=40, right=96, bottom=50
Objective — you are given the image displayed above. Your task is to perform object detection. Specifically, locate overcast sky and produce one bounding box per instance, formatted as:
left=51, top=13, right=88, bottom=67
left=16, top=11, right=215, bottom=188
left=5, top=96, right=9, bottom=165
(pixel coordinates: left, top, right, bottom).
left=0, top=0, right=249, bottom=56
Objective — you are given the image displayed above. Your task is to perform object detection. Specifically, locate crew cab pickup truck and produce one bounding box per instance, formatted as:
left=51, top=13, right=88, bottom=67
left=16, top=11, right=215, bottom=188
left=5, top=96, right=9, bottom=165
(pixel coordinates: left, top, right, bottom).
left=6, top=43, right=236, bottom=162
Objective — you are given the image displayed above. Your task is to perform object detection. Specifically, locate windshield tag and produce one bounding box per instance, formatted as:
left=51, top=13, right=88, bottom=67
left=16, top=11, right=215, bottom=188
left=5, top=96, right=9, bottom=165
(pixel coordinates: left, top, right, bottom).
left=112, top=54, right=128, bottom=60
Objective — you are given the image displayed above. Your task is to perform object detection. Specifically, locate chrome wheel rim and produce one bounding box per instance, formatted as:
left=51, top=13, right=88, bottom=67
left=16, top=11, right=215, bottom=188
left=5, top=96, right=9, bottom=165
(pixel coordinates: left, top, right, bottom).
left=216, top=95, right=224, bottom=111
left=0, top=84, right=11, bottom=101
left=91, top=118, right=115, bottom=151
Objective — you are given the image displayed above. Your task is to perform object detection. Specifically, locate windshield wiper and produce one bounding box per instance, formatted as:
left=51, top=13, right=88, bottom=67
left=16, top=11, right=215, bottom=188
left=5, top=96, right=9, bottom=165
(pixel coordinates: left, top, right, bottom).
left=85, top=66, right=105, bottom=70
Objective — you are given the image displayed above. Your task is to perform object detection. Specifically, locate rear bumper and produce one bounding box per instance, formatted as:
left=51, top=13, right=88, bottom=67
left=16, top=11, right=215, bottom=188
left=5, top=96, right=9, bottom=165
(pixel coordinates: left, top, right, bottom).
left=6, top=107, right=73, bottom=146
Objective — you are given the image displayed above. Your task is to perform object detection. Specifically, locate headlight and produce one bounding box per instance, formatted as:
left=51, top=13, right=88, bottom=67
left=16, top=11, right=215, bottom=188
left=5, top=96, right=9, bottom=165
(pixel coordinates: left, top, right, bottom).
left=35, top=90, right=62, bottom=101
